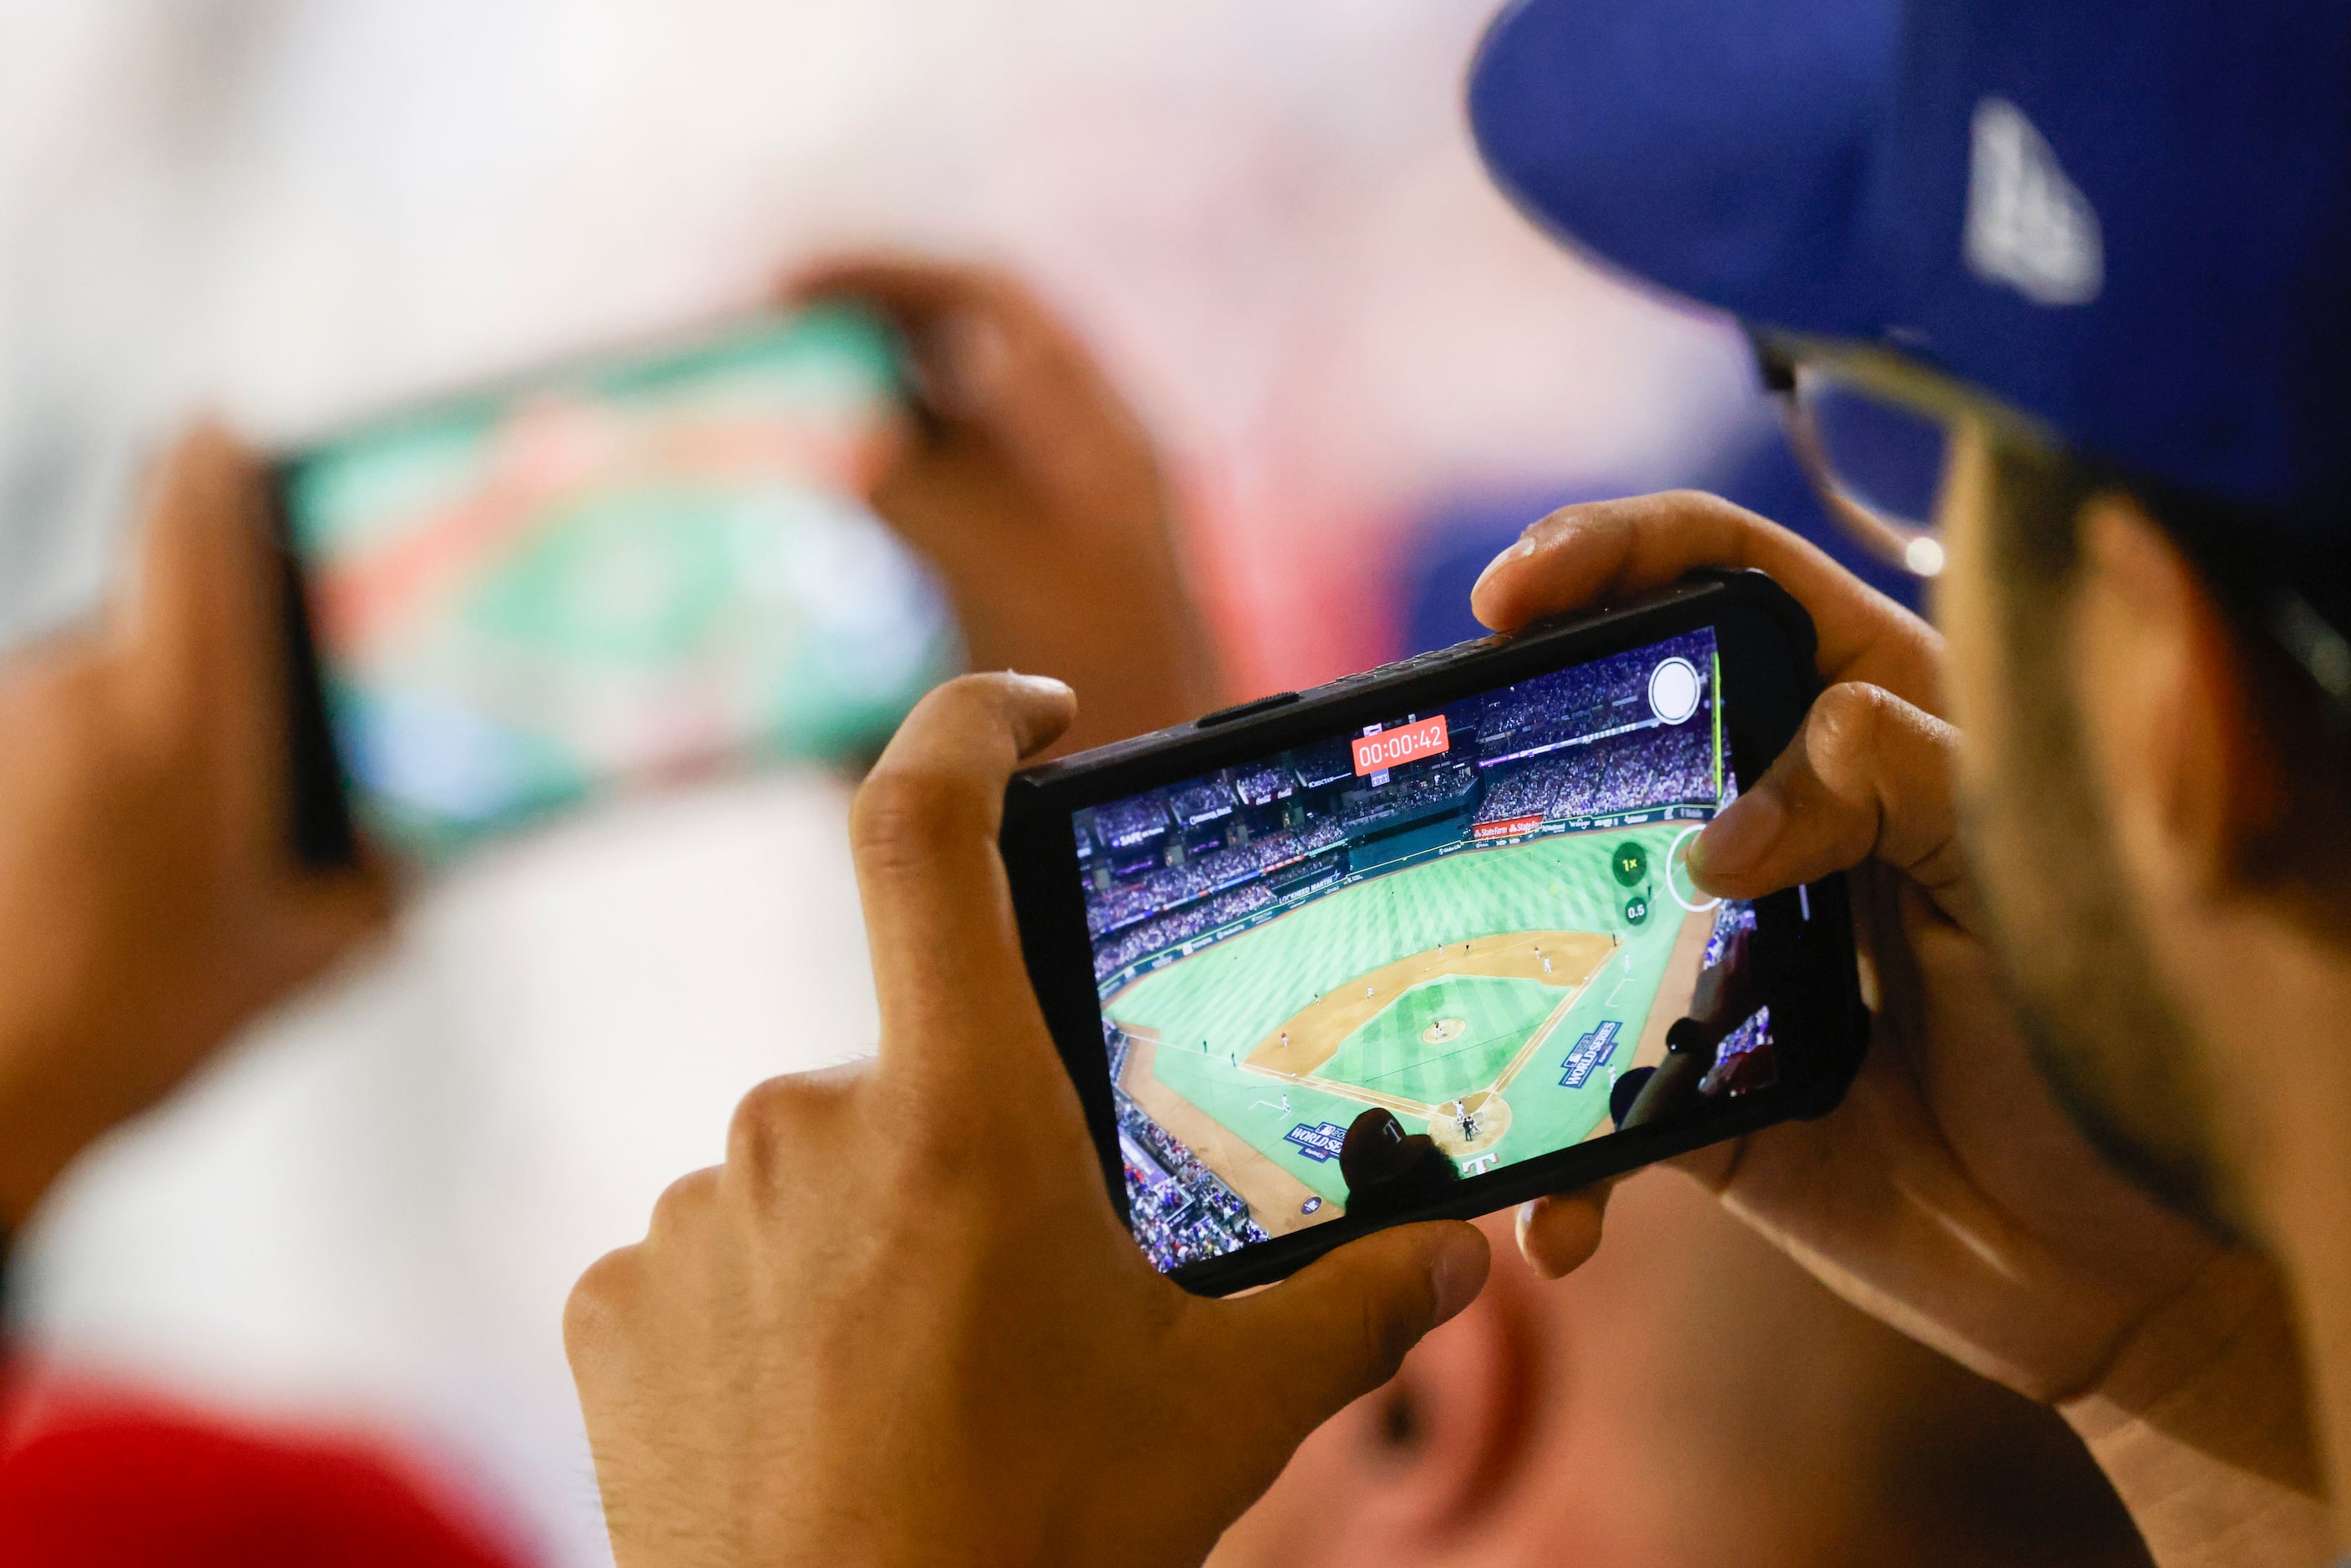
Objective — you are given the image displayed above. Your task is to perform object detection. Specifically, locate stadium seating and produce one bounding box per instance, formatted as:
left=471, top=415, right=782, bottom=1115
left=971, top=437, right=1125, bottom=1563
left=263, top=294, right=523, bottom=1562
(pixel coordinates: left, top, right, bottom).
left=1338, top=762, right=1477, bottom=827
left=1095, top=793, right=1170, bottom=847
left=1085, top=630, right=1717, bottom=979
left=1169, top=777, right=1238, bottom=825
left=1114, top=1095, right=1270, bottom=1269
left=1231, top=763, right=1289, bottom=806
left=1472, top=724, right=1712, bottom=825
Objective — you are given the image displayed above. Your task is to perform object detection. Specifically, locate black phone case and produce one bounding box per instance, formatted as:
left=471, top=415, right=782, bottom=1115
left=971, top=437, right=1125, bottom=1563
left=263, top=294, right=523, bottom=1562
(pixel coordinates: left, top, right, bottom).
left=1001, top=569, right=1869, bottom=1296
left=268, top=478, right=363, bottom=870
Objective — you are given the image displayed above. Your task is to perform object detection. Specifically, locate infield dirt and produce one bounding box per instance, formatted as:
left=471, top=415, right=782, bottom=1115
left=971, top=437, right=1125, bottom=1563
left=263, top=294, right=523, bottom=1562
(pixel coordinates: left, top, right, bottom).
left=1117, top=1025, right=1328, bottom=1237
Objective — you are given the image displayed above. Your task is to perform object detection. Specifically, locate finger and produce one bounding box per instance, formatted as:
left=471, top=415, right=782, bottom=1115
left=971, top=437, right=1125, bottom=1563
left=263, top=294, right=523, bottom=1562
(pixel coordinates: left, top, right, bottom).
left=722, top=1061, right=872, bottom=1187
left=848, top=672, right=1076, bottom=1075
left=263, top=868, right=394, bottom=980
left=1516, top=1181, right=1615, bottom=1279
left=783, top=254, right=1014, bottom=331
left=787, top=255, right=1040, bottom=416
left=1215, top=1222, right=1489, bottom=1432
left=1686, top=680, right=1976, bottom=923
left=787, top=253, right=1125, bottom=483
left=1468, top=491, right=1941, bottom=707
left=119, top=424, right=397, bottom=937
left=112, top=424, right=311, bottom=883
left=563, top=1242, right=644, bottom=1378
left=115, top=423, right=275, bottom=735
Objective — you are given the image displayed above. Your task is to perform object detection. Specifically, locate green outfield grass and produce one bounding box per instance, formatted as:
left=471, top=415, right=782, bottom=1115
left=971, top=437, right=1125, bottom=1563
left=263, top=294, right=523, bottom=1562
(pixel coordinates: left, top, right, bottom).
left=1106, top=822, right=1701, bottom=1209
left=1318, top=974, right=1561, bottom=1104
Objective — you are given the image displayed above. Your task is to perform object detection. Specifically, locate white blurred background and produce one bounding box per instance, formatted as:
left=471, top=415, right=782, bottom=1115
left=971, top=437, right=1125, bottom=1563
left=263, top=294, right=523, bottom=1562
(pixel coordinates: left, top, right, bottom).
left=0, top=3, right=1805, bottom=1561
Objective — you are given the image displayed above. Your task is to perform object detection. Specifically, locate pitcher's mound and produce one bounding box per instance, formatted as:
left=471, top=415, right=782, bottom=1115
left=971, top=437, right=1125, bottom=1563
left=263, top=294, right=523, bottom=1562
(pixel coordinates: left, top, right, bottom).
left=1420, top=1016, right=1468, bottom=1046
left=1430, top=1090, right=1510, bottom=1158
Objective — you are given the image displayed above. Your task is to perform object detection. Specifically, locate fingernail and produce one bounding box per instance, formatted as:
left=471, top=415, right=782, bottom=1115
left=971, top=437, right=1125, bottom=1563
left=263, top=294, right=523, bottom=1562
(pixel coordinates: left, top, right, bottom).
left=1470, top=534, right=1540, bottom=599
left=1691, top=789, right=1782, bottom=885
left=1006, top=671, right=1074, bottom=699
left=1429, top=1227, right=1491, bottom=1325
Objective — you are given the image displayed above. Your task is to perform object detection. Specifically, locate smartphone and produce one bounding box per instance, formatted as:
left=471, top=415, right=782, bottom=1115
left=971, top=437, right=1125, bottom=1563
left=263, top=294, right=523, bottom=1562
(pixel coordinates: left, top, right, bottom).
left=271, top=305, right=959, bottom=866
left=1002, top=569, right=1868, bottom=1295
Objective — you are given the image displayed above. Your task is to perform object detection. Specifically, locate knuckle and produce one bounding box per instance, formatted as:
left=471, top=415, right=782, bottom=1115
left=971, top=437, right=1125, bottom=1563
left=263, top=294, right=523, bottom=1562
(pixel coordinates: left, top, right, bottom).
left=878, top=1078, right=987, bottom=1181
left=564, top=1246, right=640, bottom=1358
left=725, top=1064, right=871, bottom=1185
left=850, top=764, right=987, bottom=872
left=648, top=1167, right=718, bottom=1237
left=1805, top=681, right=1895, bottom=781
left=725, top=1075, right=810, bottom=1175
left=1812, top=677, right=1892, bottom=733
left=1651, top=487, right=1742, bottom=519
left=1646, top=488, right=1766, bottom=538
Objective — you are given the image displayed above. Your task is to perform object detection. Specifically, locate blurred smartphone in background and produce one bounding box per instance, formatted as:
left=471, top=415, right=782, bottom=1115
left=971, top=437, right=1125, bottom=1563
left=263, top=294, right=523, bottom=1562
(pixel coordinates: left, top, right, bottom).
left=270, top=305, right=960, bottom=867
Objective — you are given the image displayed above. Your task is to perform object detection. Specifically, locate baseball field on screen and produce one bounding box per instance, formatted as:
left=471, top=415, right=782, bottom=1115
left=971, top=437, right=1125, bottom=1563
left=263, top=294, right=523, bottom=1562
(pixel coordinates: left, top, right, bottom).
left=1104, top=820, right=1711, bottom=1233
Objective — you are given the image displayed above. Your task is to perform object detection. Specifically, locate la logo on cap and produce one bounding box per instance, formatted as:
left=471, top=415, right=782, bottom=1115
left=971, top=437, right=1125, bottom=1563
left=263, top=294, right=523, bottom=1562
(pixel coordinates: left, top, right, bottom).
left=1965, top=98, right=2104, bottom=306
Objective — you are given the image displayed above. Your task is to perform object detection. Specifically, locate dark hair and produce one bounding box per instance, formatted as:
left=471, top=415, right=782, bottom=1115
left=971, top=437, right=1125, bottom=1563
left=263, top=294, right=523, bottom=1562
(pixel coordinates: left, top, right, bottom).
left=1985, top=437, right=2351, bottom=941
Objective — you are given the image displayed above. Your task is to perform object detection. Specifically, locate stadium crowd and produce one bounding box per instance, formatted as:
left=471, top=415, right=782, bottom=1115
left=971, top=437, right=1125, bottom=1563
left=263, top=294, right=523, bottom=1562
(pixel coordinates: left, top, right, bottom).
left=1093, top=883, right=1278, bottom=981
left=1477, top=631, right=1712, bottom=758
left=1093, top=793, right=1169, bottom=848
left=1289, top=739, right=1356, bottom=789
left=1338, top=762, right=1478, bottom=827
left=1102, top=1019, right=1131, bottom=1085
left=1472, top=724, right=1713, bottom=826
left=1170, top=778, right=1237, bottom=825
left=1114, top=1097, right=1271, bottom=1271
left=1231, top=763, right=1291, bottom=807
left=1084, top=820, right=1343, bottom=938
left=1086, top=650, right=1715, bottom=974
left=1696, top=903, right=1774, bottom=1096
left=1476, top=761, right=1565, bottom=823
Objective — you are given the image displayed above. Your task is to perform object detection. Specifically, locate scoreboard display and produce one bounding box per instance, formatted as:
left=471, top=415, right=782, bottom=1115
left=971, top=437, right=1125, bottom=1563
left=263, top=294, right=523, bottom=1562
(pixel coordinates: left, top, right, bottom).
left=1352, top=715, right=1450, bottom=776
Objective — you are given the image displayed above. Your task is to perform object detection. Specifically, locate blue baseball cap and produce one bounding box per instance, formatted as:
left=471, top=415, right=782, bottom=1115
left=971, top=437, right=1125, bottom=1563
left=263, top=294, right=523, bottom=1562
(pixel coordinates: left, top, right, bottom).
left=1467, top=0, right=2351, bottom=554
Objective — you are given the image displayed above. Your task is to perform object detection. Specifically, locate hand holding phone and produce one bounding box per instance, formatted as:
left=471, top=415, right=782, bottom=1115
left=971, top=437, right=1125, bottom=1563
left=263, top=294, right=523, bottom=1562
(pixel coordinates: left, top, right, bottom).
left=790, top=258, right=1219, bottom=756
left=0, top=429, right=385, bottom=1227
left=1477, top=496, right=2234, bottom=1395
left=1004, top=569, right=1871, bottom=1293
left=564, top=672, right=1488, bottom=1568
left=1476, top=489, right=2333, bottom=1566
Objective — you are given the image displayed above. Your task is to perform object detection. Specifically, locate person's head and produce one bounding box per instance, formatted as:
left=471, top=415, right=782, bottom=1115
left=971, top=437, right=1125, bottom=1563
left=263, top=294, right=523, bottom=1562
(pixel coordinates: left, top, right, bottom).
left=1215, top=1176, right=2149, bottom=1568
left=1467, top=0, right=2351, bottom=1250
left=1929, top=422, right=2351, bottom=1238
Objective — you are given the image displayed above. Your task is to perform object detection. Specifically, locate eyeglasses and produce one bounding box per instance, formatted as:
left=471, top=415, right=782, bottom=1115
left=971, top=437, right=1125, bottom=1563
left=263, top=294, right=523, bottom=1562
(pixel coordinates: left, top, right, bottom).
left=1754, top=330, right=2060, bottom=582
left=1754, top=328, right=2351, bottom=713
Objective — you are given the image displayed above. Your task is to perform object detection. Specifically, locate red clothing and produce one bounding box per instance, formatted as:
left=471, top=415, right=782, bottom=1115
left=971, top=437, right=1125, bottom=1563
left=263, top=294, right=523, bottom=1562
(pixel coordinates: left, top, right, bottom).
left=0, top=1379, right=529, bottom=1568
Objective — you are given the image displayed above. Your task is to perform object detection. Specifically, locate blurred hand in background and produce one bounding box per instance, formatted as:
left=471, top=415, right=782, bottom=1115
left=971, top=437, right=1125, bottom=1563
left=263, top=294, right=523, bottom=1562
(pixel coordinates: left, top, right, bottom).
left=793, top=257, right=1222, bottom=754
left=0, top=427, right=387, bottom=1230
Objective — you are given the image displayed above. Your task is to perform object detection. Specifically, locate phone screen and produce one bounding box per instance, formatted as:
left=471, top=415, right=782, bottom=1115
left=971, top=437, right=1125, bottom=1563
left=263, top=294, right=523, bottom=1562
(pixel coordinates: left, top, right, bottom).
left=277, top=307, right=958, bottom=861
left=1078, top=629, right=1777, bottom=1273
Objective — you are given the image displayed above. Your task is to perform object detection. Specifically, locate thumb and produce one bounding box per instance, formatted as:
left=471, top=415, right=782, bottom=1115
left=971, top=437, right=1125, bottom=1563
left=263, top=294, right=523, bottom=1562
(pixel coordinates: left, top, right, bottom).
left=1689, top=680, right=1978, bottom=928
left=117, top=422, right=272, bottom=734
left=262, top=867, right=395, bottom=984
left=1213, top=1222, right=1489, bottom=1438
